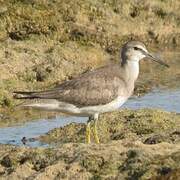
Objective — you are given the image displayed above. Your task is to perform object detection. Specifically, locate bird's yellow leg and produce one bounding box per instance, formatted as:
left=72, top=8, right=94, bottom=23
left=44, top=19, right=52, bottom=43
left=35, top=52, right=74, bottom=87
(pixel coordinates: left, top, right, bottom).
left=86, top=121, right=91, bottom=144
left=93, top=119, right=100, bottom=144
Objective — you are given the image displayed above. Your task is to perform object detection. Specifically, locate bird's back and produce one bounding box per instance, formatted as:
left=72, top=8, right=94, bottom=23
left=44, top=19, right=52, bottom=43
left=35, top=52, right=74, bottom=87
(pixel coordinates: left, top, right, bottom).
left=14, top=64, right=133, bottom=107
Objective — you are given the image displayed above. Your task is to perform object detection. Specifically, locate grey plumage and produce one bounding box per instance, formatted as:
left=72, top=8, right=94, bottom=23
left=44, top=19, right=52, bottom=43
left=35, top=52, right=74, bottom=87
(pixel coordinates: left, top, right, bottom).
left=121, top=41, right=146, bottom=66
left=14, top=64, right=130, bottom=107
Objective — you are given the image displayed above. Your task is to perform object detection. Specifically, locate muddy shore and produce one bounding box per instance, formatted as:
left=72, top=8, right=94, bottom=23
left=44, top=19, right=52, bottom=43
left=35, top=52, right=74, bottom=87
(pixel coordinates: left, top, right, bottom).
left=0, top=109, right=180, bottom=179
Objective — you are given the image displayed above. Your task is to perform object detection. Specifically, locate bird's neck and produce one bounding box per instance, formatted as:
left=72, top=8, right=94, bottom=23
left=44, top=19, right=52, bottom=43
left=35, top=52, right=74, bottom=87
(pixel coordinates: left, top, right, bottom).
left=124, top=60, right=140, bottom=82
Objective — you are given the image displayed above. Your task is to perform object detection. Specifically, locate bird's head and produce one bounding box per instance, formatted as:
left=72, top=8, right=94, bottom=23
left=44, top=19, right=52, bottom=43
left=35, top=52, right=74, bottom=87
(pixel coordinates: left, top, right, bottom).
left=121, top=41, right=169, bottom=68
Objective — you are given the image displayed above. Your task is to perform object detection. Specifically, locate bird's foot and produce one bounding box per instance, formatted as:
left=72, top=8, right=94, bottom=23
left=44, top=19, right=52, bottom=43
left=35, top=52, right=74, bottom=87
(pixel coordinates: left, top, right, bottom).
left=93, top=120, right=100, bottom=144
left=86, top=122, right=91, bottom=144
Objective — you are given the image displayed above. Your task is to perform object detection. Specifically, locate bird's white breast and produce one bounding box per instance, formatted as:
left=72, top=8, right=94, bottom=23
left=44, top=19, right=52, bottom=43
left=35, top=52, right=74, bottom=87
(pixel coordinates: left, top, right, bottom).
left=79, top=96, right=128, bottom=115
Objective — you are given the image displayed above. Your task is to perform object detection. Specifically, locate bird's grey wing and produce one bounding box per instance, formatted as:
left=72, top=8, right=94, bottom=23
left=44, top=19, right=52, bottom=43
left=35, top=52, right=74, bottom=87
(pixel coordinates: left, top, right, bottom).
left=15, top=65, right=127, bottom=106
left=57, top=74, right=126, bottom=106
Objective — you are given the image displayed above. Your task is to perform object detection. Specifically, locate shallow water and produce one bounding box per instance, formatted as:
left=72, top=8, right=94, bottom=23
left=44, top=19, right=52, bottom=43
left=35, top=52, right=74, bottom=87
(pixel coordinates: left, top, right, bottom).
left=123, top=89, right=180, bottom=113
left=0, top=89, right=179, bottom=147
left=0, top=51, right=179, bottom=147
left=0, top=116, right=86, bottom=147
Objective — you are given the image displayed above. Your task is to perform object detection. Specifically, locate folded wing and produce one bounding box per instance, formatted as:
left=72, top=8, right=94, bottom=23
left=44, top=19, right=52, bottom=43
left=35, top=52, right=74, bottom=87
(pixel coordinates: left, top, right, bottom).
left=14, top=65, right=127, bottom=107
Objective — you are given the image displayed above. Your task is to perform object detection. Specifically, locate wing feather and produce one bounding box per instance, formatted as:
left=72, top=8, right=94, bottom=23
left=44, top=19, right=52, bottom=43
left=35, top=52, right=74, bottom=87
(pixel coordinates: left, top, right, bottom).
left=14, top=65, right=128, bottom=106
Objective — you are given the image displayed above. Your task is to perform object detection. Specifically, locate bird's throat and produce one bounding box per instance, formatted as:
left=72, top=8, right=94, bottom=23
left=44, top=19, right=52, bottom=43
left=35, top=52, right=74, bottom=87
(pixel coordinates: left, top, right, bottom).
left=125, top=61, right=140, bottom=82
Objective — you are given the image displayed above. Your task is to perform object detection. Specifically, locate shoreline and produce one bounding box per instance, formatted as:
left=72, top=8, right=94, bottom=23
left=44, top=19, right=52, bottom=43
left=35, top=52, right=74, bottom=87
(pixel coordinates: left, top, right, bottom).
left=0, top=108, right=179, bottom=179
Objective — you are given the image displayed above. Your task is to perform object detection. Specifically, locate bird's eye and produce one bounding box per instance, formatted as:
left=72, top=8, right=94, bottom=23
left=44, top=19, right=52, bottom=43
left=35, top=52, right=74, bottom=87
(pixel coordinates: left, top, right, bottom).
left=134, top=47, right=139, bottom=50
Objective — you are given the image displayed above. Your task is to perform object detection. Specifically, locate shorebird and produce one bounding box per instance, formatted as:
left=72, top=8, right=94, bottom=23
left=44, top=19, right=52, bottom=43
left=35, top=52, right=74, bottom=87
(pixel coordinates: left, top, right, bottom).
left=14, top=41, right=169, bottom=144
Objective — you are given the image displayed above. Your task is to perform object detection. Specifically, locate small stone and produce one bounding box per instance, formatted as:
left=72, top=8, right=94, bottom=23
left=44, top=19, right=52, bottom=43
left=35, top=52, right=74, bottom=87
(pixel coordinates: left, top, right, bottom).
left=0, top=6, right=7, bottom=14
left=0, top=165, right=5, bottom=175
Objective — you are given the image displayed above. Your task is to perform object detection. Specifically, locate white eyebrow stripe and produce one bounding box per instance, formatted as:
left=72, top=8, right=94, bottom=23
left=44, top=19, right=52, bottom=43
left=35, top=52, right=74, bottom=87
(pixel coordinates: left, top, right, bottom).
left=135, top=45, right=147, bottom=52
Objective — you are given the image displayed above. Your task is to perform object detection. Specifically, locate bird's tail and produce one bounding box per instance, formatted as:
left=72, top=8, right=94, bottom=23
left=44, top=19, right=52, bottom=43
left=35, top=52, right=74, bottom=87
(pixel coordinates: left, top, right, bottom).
left=13, top=91, right=61, bottom=111
left=13, top=91, right=39, bottom=99
left=13, top=97, right=60, bottom=111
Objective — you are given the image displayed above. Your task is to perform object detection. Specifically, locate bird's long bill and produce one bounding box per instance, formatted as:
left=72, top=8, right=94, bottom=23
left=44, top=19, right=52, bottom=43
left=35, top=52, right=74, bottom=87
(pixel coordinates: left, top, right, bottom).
left=145, top=52, right=169, bottom=68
